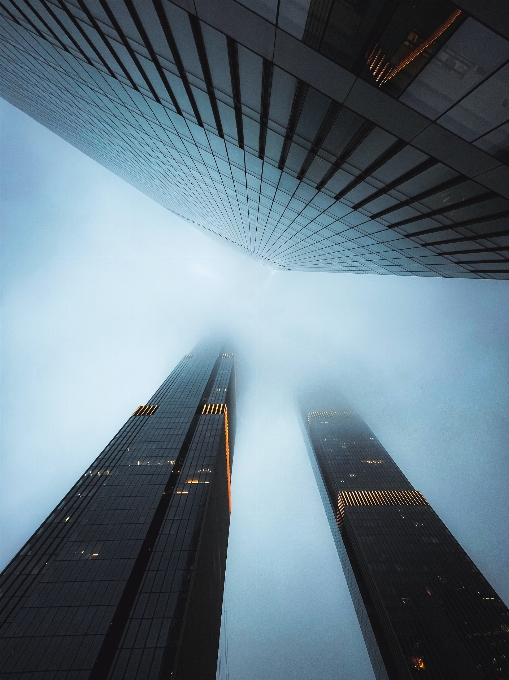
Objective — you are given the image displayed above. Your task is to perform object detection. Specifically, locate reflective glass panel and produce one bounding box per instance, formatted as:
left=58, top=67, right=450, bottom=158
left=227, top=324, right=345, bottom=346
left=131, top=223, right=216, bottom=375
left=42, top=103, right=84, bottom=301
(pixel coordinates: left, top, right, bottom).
left=400, top=19, right=509, bottom=120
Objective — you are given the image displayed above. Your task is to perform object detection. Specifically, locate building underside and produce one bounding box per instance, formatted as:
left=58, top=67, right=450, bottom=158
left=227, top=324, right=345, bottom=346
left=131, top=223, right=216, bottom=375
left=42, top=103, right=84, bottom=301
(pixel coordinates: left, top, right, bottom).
left=1, top=0, right=509, bottom=277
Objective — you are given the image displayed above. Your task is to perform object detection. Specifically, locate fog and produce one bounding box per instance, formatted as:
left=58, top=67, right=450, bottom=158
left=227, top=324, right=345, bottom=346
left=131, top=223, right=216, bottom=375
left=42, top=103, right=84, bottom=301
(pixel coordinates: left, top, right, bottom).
left=1, top=99, right=508, bottom=679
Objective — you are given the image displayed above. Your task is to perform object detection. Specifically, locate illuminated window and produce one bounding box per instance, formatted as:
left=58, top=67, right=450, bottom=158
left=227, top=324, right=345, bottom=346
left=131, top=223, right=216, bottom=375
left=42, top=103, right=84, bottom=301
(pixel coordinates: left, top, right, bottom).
left=201, top=403, right=225, bottom=414
left=132, top=404, right=158, bottom=416
left=308, top=410, right=357, bottom=423
left=411, top=656, right=425, bottom=670
left=337, top=489, right=429, bottom=522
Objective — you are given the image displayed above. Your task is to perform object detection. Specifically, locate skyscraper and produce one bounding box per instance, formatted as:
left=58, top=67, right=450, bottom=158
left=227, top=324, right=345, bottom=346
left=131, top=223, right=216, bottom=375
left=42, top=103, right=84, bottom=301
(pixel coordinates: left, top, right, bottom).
left=301, top=406, right=509, bottom=679
left=0, top=343, right=235, bottom=679
left=1, top=0, right=508, bottom=278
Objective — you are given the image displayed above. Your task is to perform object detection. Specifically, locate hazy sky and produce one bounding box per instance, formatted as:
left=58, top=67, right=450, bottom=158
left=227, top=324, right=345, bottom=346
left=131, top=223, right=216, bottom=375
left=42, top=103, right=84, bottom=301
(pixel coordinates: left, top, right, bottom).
left=1, top=98, right=509, bottom=680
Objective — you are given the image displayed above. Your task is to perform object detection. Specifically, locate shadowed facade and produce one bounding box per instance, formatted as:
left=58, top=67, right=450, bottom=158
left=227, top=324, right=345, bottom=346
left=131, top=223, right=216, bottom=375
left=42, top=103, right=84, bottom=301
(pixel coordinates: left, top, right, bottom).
left=0, top=344, right=236, bottom=680
left=301, top=407, right=509, bottom=679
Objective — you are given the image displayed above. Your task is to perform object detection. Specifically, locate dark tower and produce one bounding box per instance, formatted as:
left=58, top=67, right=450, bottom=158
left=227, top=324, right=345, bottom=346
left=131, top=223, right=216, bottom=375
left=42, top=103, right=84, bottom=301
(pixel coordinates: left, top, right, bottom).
left=1, top=0, right=509, bottom=277
left=301, top=407, right=509, bottom=679
left=0, top=343, right=236, bottom=679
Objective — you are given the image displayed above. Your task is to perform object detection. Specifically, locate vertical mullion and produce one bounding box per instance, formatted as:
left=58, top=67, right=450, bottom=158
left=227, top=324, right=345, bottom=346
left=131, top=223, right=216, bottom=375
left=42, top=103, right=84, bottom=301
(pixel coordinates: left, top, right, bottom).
left=7, top=0, right=59, bottom=44
left=97, top=0, right=161, bottom=103
left=315, top=120, right=374, bottom=191
left=151, top=0, right=202, bottom=125
left=352, top=158, right=437, bottom=210
left=188, top=14, right=224, bottom=137
left=258, top=57, right=273, bottom=160
left=54, top=0, right=117, bottom=78
left=226, top=36, right=244, bottom=149
left=370, top=175, right=465, bottom=220
left=297, top=100, right=342, bottom=180
left=121, top=0, right=181, bottom=114
left=278, top=79, right=309, bottom=171
left=14, top=0, right=73, bottom=52
left=334, top=138, right=406, bottom=201
left=76, top=0, right=140, bottom=92
left=37, top=0, right=95, bottom=66
left=387, top=191, right=496, bottom=233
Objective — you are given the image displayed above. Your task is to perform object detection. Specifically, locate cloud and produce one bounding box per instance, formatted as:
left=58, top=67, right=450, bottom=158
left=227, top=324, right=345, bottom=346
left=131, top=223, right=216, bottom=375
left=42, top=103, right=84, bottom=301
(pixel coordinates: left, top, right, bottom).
left=2, top=99, right=508, bottom=680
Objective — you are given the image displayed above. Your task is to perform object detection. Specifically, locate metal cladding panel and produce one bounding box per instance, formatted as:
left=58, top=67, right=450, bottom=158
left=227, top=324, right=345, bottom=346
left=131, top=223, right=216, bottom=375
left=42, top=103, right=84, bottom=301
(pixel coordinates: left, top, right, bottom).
left=0, top=345, right=236, bottom=680
left=1, top=1, right=509, bottom=277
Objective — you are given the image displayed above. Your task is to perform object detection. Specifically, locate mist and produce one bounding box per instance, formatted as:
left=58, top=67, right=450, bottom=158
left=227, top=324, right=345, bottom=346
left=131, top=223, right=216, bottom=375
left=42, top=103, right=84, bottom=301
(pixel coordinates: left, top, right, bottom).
left=2, top=99, right=508, bottom=680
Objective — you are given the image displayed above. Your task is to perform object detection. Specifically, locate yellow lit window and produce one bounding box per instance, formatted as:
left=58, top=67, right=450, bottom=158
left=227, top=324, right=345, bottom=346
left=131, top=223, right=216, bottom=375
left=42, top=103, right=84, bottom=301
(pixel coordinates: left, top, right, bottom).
left=411, top=656, right=425, bottom=670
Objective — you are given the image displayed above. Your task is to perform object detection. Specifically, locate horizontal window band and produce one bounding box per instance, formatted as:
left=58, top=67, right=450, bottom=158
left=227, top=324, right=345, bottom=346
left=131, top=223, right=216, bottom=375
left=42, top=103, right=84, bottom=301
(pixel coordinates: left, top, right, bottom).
left=202, top=403, right=225, bottom=414
left=338, top=489, right=428, bottom=509
left=132, top=405, right=159, bottom=416
left=308, top=410, right=357, bottom=422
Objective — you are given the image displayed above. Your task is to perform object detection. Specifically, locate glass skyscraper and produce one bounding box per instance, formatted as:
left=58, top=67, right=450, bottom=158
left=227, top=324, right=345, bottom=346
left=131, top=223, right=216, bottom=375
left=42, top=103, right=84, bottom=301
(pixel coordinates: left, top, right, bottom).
left=301, top=407, right=509, bottom=679
left=1, top=0, right=508, bottom=277
left=0, top=343, right=236, bottom=679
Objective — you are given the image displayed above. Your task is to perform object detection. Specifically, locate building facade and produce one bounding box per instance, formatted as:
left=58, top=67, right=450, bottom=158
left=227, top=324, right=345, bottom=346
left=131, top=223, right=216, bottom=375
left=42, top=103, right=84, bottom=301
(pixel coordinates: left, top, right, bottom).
left=301, top=407, right=509, bottom=679
left=0, top=343, right=236, bottom=679
left=1, top=0, right=509, bottom=278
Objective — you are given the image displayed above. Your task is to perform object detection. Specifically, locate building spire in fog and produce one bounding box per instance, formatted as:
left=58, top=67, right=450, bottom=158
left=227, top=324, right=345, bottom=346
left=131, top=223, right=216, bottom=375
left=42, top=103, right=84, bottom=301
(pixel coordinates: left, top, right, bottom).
left=0, top=344, right=235, bottom=679
left=301, top=407, right=509, bottom=678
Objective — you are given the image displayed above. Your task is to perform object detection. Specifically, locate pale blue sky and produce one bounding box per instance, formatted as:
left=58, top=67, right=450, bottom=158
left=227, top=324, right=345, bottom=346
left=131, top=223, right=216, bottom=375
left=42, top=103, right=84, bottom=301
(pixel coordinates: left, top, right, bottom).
left=1, top=98, right=509, bottom=679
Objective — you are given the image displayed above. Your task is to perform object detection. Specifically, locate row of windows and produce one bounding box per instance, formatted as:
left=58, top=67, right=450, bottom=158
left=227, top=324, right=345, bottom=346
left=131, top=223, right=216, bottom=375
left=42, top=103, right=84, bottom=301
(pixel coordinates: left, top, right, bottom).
left=0, top=350, right=224, bottom=612
left=239, top=0, right=509, bottom=161
left=1, top=4, right=506, bottom=273
left=306, top=408, right=509, bottom=677
left=108, top=397, right=229, bottom=679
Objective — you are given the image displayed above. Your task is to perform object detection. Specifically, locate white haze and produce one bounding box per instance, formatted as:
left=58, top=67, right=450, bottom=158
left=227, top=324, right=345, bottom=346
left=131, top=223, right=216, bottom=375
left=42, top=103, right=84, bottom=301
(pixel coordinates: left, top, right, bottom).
left=2, top=100, right=509, bottom=680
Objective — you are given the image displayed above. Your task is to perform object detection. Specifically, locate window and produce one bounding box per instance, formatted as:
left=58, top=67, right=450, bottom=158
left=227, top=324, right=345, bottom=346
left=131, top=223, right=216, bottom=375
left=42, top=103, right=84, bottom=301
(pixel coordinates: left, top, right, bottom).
left=400, top=19, right=509, bottom=121
left=278, top=0, right=312, bottom=40
left=439, top=63, right=509, bottom=141
left=235, top=0, right=278, bottom=23
left=475, top=122, right=509, bottom=163
left=132, top=404, right=158, bottom=416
